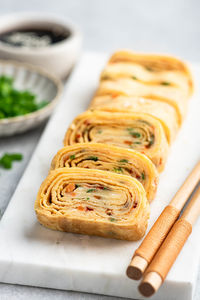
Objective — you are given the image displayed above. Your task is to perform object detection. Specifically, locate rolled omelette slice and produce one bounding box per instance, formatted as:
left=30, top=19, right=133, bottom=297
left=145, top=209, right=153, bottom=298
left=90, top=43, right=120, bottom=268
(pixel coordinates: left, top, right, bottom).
left=97, top=50, right=194, bottom=125
left=96, top=78, right=187, bottom=126
left=89, top=95, right=179, bottom=143
left=51, top=143, right=159, bottom=202
left=106, top=50, right=193, bottom=97
left=35, top=168, right=150, bottom=241
left=63, top=110, right=169, bottom=172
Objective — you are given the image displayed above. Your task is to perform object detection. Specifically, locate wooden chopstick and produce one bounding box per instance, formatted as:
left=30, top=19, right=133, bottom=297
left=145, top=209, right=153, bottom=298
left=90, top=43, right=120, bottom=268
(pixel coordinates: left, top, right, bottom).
left=126, top=161, right=200, bottom=280
left=139, top=183, right=200, bottom=297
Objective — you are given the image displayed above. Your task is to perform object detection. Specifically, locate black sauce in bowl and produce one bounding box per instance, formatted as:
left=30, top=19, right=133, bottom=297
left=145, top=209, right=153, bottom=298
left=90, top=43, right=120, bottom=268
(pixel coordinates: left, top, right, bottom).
left=0, top=27, right=70, bottom=48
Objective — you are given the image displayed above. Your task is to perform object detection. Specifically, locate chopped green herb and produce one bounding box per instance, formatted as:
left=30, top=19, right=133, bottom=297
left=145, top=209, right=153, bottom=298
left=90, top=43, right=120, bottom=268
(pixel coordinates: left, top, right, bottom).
left=86, top=156, right=98, bottom=161
left=70, top=154, right=75, bottom=160
left=126, top=128, right=141, bottom=138
left=161, top=81, right=171, bottom=86
left=149, top=134, right=155, bottom=146
left=86, top=188, right=96, bottom=193
left=86, top=197, right=90, bottom=200
left=132, top=76, right=137, bottom=80
left=97, top=130, right=102, bottom=134
left=9, top=153, right=22, bottom=160
left=139, top=120, right=151, bottom=126
left=109, top=218, right=116, bottom=222
left=0, top=153, right=23, bottom=169
left=134, top=141, right=142, bottom=144
left=130, top=132, right=141, bottom=138
left=103, top=186, right=110, bottom=190
left=141, top=172, right=145, bottom=180
left=145, top=66, right=154, bottom=72
left=113, top=167, right=123, bottom=173
left=0, top=76, right=48, bottom=119
left=119, top=159, right=129, bottom=163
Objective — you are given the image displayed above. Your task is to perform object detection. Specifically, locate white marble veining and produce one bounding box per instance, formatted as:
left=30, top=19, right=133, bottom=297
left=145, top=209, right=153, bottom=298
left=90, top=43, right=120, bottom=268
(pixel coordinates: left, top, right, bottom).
left=0, top=53, right=200, bottom=300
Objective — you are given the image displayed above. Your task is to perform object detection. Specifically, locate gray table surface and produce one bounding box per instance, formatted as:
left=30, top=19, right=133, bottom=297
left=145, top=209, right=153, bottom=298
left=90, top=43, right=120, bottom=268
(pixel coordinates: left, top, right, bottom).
left=0, top=0, right=200, bottom=299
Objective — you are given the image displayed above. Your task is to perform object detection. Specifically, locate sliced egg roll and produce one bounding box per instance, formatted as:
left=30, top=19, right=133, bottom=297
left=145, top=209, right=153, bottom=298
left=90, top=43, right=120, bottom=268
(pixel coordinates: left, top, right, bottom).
left=89, top=95, right=179, bottom=143
left=51, top=143, right=159, bottom=202
left=63, top=110, right=169, bottom=172
left=35, top=168, right=150, bottom=241
left=96, top=78, right=187, bottom=125
left=107, top=50, right=193, bottom=96
left=97, top=50, right=193, bottom=125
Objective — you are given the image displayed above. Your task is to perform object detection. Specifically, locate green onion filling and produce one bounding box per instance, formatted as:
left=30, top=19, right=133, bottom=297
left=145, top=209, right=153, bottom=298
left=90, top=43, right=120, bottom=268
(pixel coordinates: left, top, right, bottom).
left=113, top=167, right=123, bottom=173
left=86, top=156, right=98, bottom=161
left=161, top=81, right=171, bottom=86
left=119, top=159, right=129, bottom=163
left=86, top=189, right=96, bottom=193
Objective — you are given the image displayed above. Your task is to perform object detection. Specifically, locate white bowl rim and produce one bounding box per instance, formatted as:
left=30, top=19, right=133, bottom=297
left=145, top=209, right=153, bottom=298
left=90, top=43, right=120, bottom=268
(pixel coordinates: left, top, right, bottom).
left=0, top=12, right=82, bottom=55
left=0, top=58, right=63, bottom=125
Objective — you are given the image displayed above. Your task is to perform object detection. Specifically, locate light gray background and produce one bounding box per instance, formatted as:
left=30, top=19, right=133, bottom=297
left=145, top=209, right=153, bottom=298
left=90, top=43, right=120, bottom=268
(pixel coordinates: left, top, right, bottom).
left=0, top=0, right=200, bottom=299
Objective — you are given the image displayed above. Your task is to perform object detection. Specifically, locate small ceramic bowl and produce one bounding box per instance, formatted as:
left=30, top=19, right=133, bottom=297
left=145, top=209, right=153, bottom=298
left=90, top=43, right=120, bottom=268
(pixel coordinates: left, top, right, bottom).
left=0, top=60, right=62, bottom=137
left=0, top=13, right=82, bottom=79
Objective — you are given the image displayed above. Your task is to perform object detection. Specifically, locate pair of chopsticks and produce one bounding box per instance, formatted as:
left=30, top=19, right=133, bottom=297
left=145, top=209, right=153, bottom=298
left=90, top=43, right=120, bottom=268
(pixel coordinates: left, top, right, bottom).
left=127, top=161, right=200, bottom=297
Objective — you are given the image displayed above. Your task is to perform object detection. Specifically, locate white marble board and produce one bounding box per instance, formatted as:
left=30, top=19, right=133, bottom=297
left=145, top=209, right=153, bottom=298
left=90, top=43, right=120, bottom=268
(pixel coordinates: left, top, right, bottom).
left=0, top=52, right=200, bottom=300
